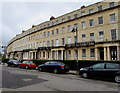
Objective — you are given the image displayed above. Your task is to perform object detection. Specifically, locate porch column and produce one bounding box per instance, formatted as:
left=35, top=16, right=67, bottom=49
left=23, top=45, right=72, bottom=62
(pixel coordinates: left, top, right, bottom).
left=117, top=46, right=120, bottom=60
left=32, top=52, right=33, bottom=59
left=61, top=50, right=63, bottom=60
left=50, top=51, right=52, bottom=60
left=35, top=52, right=37, bottom=59
left=107, top=47, right=110, bottom=60
left=95, top=47, right=98, bottom=60
left=54, top=51, right=57, bottom=60
left=104, top=47, right=107, bottom=60
left=56, top=51, right=58, bottom=60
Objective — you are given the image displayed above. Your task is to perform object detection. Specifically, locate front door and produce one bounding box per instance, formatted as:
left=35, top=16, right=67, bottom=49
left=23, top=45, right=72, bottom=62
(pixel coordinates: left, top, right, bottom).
left=99, top=47, right=104, bottom=60
left=110, top=46, right=117, bottom=60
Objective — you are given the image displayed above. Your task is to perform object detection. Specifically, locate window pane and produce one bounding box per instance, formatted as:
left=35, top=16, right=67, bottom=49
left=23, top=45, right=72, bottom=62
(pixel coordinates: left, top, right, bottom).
left=106, top=64, right=116, bottom=69
left=111, top=29, right=116, bottom=40
left=92, top=64, right=104, bottom=69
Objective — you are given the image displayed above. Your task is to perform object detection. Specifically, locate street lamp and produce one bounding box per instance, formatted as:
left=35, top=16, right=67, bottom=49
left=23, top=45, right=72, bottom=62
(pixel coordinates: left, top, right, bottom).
left=71, top=28, right=79, bottom=75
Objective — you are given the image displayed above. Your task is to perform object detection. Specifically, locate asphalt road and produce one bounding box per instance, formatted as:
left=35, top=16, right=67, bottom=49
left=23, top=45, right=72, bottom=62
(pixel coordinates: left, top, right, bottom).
left=1, top=64, right=120, bottom=92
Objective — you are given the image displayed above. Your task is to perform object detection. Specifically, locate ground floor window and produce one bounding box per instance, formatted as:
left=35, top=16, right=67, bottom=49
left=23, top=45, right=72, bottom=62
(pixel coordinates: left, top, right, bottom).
left=90, top=48, right=95, bottom=58
left=74, top=49, right=78, bottom=59
left=82, top=49, right=86, bottom=58
left=67, top=50, right=71, bottom=59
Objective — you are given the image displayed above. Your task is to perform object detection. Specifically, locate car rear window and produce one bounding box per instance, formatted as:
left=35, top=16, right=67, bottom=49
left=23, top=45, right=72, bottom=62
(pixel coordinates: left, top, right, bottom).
left=106, top=63, right=116, bottom=69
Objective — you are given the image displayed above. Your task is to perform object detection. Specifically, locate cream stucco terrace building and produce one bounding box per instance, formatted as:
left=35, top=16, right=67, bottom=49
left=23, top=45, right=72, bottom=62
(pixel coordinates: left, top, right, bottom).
left=6, top=0, right=120, bottom=61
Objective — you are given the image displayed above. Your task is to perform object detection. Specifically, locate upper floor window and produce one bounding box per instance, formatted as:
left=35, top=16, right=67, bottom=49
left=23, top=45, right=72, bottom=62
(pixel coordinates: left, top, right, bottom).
left=98, top=6, right=102, bottom=11
left=74, top=36, right=77, bottom=43
left=62, top=38, right=65, bottom=45
left=109, top=2, right=115, bottom=8
left=43, top=41, right=46, bottom=47
left=62, top=18, right=65, bottom=22
left=90, top=33, right=94, bottom=41
left=89, top=19, right=94, bottom=27
left=47, top=24, right=50, bottom=27
left=62, top=27, right=65, bottom=33
left=52, top=22, right=54, bottom=26
left=68, top=16, right=71, bottom=21
left=51, top=40, right=54, bottom=46
left=82, top=34, right=86, bottom=42
left=99, top=31, right=104, bottom=41
left=40, top=33, right=42, bottom=38
left=89, top=9, right=94, bottom=14
left=44, top=25, right=46, bottom=28
left=47, top=31, right=50, bottom=37
left=98, top=17, right=103, bottom=25
left=81, top=11, right=85, bottom=16
left=81, top=21, right=86, bottom=29
left=56, top=29, right=59, bottom=35
left=74, top=14, right=77, bottom=19
left=68, top=37, right=71, bottom=44
left=56, top=39, right=59, bottom=46
left=111, top=29, right=116, bottom=41
left=52, top=30, right=54, bottom=35
left=110, top=13, right=116, bottom=22
left=44, top=32, right=46, bottom=37
left=68, top=25, right=71, bottom=32
left=74, top=23, right=78, bottom=29
left=56, top=20, right=58, bottom=24
left=47, top=41, right=50, bottom=47
left=40, top=42, right=42, bottom=47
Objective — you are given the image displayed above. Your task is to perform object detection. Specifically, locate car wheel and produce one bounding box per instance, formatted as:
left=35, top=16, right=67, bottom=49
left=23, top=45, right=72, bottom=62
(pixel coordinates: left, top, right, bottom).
left=54, top=69, right=58, bottom=74
left=38, top=67, right=42, bottom=71
left=25, top=66, right=29, bottom=69
left=82, top=72, right=88, bottom=78
left=115, top=76, right=120, bottom=83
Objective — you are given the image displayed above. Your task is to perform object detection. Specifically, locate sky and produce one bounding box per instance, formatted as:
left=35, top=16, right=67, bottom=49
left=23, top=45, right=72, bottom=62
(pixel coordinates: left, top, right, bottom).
left=1, top=0, right=102, bottom=46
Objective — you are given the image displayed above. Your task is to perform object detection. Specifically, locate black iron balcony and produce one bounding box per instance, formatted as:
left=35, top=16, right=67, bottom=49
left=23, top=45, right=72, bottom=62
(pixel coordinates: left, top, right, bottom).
left=65, top=41, right=95, bottom=48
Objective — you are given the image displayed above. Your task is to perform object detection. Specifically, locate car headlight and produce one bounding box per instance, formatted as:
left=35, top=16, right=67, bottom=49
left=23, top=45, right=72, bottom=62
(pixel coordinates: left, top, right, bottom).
left=80, top=68, right=83, bottom=71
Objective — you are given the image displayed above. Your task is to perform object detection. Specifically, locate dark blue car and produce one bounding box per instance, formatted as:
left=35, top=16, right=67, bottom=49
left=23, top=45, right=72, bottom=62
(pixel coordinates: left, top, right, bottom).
left=37, top=61, right=69, bottom=74
left=79, top=63, right=120, bottom=83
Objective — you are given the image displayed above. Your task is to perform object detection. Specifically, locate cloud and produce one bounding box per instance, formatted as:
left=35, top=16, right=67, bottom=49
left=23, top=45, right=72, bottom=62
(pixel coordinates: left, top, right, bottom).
left=1, top=1, right=101, bottom=46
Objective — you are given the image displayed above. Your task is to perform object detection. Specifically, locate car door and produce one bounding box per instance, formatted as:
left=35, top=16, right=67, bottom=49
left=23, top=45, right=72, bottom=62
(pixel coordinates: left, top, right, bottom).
left=92, top=63, right=105, bottom=78
left=44, top=62, right=50, bottom=71
left=104, top=63, right=118, bottom=79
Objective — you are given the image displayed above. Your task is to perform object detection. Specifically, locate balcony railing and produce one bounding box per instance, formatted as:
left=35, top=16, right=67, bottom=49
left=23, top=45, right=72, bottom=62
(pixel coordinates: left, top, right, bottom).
left=65, top=41, right=95, bottom=48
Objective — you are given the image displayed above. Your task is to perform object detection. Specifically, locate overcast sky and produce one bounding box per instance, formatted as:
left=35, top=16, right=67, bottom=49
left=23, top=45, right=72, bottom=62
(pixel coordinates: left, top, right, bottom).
left=1, top=0, right=102, bottom=46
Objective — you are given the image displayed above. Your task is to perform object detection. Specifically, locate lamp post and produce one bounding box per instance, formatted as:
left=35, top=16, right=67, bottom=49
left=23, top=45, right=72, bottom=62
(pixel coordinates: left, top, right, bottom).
left=71, top=28, right=79, bottom=75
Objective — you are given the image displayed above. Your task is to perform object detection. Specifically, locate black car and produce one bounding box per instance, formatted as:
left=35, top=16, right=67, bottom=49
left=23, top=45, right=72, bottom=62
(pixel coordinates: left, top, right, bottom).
left=7, top=60, right=20, bottom=67
left=37, top=61, right=69, bottom=74
left=79, top=63, right=120, bottom=83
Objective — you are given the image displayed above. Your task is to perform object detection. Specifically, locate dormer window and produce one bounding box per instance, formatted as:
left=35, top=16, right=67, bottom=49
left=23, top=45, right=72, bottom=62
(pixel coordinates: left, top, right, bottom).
left=62, top=18, right=65, bottom=22
left=89, top=9, right=93, bottom=14
left=109, top=2, right=115, bottom=8
left=74, top=14, right=77, bottom=19
left=81, top=11, right=85, bottom=16
left=98, top=6, right=102, bottom=11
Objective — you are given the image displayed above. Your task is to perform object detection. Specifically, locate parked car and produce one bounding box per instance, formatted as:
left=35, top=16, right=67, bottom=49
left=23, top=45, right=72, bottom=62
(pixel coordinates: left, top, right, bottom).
left=7, top=60, right=20, bottom=67
left=37, top=61, right=69, bottom=74
left=79, top=63, right=120, bottom=83
left=19, top=60, right=36, bottom=69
